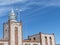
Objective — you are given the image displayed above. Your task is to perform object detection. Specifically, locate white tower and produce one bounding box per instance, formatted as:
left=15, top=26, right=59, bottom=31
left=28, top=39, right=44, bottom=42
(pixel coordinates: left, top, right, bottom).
left=9, top=9, right=17, bottom=22
left=9, top=9, right=23, bottom=45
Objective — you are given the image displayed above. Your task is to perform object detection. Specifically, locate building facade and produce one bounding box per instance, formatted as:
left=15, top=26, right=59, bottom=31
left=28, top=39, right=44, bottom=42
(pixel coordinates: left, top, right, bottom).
left=0, top=10, right=56, bottom=45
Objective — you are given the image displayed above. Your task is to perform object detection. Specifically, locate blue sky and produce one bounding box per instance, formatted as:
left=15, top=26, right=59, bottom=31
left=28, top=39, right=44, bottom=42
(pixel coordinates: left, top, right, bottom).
left=0, top=0, right=60, bottom=44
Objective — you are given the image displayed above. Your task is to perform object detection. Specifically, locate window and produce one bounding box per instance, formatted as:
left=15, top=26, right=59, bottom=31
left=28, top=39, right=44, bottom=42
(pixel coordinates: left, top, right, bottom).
left=15, top=27, right=18, bottom=30
left=50, top=37, right=52, bottom=39
left=33, top=44, right=38, bottom=45
left=45, top=36, right=48, bottom=45
left=25, top=44, right=30, bottom=45
left=28, top=44, right=30, bottom=45
left=33, top=37, right=36, bottom=40
left=25, top=44, right=27, bottom=45
left=29, top=38, right=31, bottom=40
left=45, top=36, right=47, bottom=39
left=5, top=29, right=8, bottom=32
left=15, top=27, right=18, bottom=45
left=50, top=37, right=52, bottom=45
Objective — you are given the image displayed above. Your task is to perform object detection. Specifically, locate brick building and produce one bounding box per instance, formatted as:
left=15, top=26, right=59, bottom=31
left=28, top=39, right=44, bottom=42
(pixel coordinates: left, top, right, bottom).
left=0, top=10, right=56, bottom=45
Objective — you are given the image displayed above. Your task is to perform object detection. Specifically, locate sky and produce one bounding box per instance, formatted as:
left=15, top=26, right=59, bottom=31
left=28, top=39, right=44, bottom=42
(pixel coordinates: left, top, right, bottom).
left=0, top=0, right=60, bottom=44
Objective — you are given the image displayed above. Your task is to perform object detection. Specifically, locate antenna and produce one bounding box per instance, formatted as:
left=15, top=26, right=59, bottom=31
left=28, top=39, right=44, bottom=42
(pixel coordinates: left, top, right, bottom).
left=19, top=9, right=22, bottom=22
left=16, top=9, right=22, bottom=22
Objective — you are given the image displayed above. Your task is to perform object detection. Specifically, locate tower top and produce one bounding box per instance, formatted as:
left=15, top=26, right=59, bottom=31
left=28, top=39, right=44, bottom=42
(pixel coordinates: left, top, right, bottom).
left=9, top=9, right=17, bottom=21
left=10, top=9, right=15, bottom=16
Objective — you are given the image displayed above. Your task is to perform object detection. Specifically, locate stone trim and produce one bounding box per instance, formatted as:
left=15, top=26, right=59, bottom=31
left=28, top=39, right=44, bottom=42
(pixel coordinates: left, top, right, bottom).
left=0, top=43, right=4, bottom=45
left=0, top=40, right=8, bottom=42
left=23, top=40, right=39, bottom=42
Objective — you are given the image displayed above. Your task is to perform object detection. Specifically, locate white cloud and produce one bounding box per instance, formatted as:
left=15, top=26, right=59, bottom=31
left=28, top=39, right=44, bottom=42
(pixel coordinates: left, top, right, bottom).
left=25, top=0, right=60, bottom=6
left=0, top=0, right=60, bottom=17
left=0, top=0, right=27, bottom=5
left=0, top=7, right=30, bottom=17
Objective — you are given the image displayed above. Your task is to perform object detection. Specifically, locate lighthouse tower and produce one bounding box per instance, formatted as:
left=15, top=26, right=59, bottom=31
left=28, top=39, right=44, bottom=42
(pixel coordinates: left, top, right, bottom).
left=8, top=9, right=22, bottom=45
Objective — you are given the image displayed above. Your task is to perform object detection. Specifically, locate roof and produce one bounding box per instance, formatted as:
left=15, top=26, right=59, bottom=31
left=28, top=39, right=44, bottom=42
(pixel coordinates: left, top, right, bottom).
left=28, top=32, right=54, bottom=37
left=0, top=39, right=8, bottom=42
left=23, top=40, right=40, bottom=42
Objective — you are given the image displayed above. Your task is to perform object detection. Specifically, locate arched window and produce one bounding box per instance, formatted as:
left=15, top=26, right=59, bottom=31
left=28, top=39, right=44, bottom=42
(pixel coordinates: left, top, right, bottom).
left=15, top=27, right=18, bottom=30
left=25, top=44, right=30, bottom=45
left=33, top=44, right=38, bottom=45
left=15, top=27, right=18, bottom=45
left=50, top=37, right=52, bottom=45
left=25, top=44, right=27, bottom=45
left=33, top=37, right=36, bottom=40
left=5, top=29, right=8, bottom=32
left=45, top=36, right=48, bottom=45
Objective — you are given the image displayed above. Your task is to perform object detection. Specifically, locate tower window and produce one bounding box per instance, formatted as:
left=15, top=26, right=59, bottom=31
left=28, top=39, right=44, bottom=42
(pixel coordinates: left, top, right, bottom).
left=45, top=36, right=48, bottom=45
left=6, top=30, right=7, bottom=31
left=15, top=27, right=18, bottom=30
left=5, top=29, right=8, bottom=32
left=15, top=27, right=18, bottom=45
